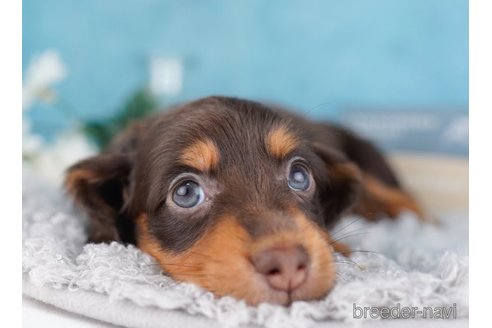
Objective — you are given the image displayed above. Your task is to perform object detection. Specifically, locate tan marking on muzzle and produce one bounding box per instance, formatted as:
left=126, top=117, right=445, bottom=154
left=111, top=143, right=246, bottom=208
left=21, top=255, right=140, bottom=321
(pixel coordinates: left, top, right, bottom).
left=136, top=208, right=336, bottom=305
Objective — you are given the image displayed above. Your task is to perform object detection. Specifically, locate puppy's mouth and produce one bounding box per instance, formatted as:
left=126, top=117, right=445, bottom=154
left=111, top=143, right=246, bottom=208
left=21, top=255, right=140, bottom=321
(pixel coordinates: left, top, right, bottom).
left=248, top=271, right=326, bottom=306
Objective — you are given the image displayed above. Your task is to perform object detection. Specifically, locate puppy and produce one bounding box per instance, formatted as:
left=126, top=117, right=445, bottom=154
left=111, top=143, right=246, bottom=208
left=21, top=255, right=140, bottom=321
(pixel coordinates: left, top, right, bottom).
left=65, top=96, right=422, bottom=305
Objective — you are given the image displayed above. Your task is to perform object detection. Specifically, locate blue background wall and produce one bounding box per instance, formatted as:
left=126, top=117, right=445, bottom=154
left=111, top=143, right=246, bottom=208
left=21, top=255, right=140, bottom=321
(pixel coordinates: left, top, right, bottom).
left=23, top=0, right=468, bottom=153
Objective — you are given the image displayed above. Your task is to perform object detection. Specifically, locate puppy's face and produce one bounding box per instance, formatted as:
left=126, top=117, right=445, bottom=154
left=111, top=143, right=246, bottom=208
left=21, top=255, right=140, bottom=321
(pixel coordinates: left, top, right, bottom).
left=67, top=97, right=361, bottom=305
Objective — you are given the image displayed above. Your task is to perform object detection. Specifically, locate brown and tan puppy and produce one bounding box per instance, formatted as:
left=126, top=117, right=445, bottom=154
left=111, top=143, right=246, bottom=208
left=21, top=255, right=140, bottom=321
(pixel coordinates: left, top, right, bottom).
left=65, top=96, right=422, bottom=305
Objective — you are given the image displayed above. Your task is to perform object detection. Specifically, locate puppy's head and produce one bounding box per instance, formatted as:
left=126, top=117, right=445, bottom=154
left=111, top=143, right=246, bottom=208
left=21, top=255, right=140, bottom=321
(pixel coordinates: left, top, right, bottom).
left=66, top=96, right=361, bottom=305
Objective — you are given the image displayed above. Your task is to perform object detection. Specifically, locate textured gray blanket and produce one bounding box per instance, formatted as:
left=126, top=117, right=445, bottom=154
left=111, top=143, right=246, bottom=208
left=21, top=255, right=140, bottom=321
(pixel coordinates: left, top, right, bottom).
left=22, top=171, right=468, bottom=327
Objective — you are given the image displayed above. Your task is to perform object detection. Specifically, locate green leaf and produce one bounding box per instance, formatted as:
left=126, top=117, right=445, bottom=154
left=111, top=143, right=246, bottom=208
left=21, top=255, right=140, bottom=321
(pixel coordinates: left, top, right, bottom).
left=81, top=121, right=117, bottom=149
left=81, top=87, right=159, bottom=150
left=114, top=88, right=158, bottom=127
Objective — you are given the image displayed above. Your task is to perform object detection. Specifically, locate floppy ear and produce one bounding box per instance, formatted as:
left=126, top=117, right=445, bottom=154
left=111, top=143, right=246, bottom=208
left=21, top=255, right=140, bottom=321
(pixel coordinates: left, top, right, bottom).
left=65, top=153, right=135, bottom=244
left=313, top=143, right=362, bottom=227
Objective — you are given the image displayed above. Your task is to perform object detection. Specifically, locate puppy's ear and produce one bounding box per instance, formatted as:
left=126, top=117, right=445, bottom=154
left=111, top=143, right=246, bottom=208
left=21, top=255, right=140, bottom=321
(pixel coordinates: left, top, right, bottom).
left=65, top=153, right=135, bottom=244
left=313, top=144, right=362, bottom=227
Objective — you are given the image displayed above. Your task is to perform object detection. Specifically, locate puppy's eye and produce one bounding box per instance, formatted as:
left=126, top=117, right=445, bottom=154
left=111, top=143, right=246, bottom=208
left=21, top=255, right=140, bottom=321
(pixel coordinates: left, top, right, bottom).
left=172, top=180, right=205, bottom=208
left=288, top=163, right=311, bottom=191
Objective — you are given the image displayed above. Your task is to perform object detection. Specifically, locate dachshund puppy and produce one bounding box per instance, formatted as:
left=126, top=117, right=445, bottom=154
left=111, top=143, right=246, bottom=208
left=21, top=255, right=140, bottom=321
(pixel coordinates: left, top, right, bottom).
left=65, top=96, right=422, bottom=305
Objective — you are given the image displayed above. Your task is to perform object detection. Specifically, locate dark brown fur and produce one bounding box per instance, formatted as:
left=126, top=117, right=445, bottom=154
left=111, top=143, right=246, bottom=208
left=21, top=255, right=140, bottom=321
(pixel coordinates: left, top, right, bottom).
left=65, top=96, right=422, bottom=305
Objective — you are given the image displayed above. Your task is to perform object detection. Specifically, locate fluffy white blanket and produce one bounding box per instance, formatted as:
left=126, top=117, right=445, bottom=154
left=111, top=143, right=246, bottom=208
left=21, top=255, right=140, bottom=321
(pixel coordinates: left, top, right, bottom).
left=22, top=171, right=468, bottom=327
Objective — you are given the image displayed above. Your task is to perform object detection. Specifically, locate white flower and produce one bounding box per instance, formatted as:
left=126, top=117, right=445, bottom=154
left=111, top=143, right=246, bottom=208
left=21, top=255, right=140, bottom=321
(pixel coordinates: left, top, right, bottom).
left=22, top=49, right=92, bottom=186
left=25, top=132, right=97, bottom=187
left=23, top=50, right=67, bottom=110
left=149, top=56, right=183, bottom=96
left=22, top=120, right=44, bottom=155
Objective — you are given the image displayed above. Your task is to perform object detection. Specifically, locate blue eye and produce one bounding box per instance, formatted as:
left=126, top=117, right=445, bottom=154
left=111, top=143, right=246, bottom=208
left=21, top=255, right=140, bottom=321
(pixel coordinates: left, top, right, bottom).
left=288, top=164, right=311, bottom=191
left=172, top=180, right=205, bottom=208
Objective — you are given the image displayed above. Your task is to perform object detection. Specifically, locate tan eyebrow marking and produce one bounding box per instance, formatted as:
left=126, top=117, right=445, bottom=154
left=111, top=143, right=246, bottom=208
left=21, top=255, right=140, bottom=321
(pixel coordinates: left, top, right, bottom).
left=180, top=138, right=219, bottom=171
left=266, top=125, right=299, bottom=159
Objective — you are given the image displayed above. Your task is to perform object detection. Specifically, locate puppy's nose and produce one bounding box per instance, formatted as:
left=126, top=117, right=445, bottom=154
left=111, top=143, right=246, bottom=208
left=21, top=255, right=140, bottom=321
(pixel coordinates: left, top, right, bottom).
left=252, top=245, right=309, bottom=291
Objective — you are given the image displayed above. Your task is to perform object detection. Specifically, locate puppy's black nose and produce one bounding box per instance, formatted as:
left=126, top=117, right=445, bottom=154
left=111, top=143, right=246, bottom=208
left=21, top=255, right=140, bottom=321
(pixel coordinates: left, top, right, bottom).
left=252, top=245, right=309, bottom=291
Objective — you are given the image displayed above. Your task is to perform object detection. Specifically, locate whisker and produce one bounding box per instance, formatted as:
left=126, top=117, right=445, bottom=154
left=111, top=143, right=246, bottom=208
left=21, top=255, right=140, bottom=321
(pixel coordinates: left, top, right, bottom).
left=335, top=272, right=348, bottom=282
left=334, top=258, right=364, bottom=270
left=300, top=101, right=335, bottom=117
left=330, top=217, right=364, bottom=238
left=336, top=249, right=383, bottom=256
left=334, top=260, right=358, bottom=266
left=330, top=231, right=372, bottom=245
left=331, top=225, right=372, bottom=240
